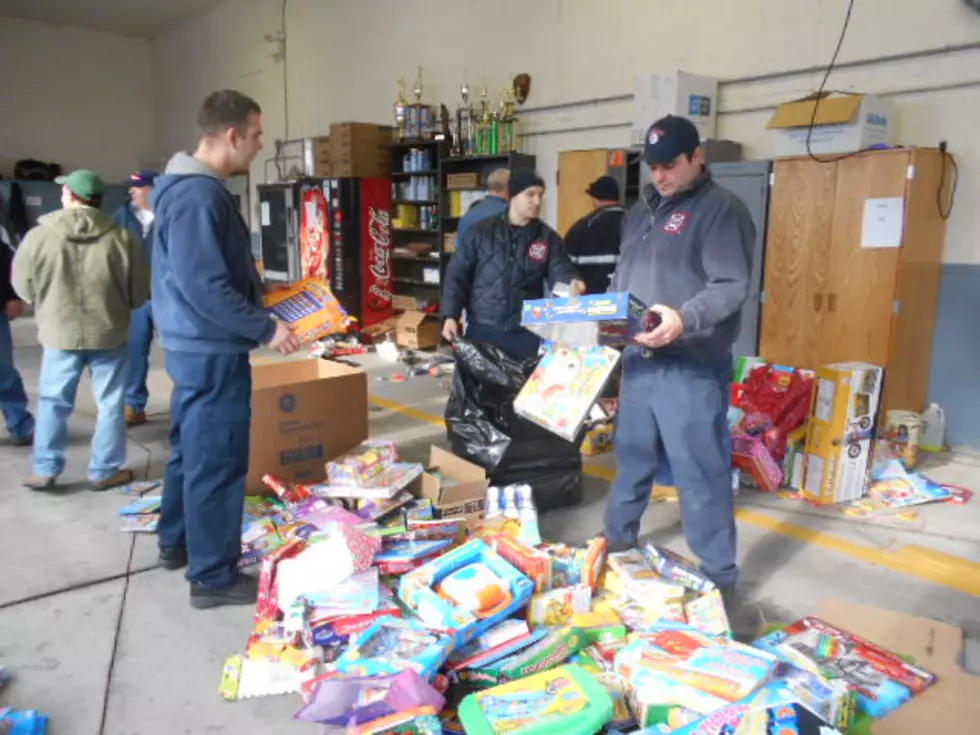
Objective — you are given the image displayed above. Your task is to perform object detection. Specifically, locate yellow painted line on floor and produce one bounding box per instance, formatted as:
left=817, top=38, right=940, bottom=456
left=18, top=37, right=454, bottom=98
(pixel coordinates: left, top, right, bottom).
left=369, top=394, right=980, bottom=596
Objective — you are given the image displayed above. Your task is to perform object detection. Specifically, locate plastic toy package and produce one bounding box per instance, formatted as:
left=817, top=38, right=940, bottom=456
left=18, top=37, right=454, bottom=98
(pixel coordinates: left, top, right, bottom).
left=458, top=664, right=614, bottom=735
left=264, top=276, right=353, bottom=345
left=398, top=539, right=535, bottom=647
left=316, top=462, right=425, bottom=501
left=526, top=585, right=592, bottom=628
left=604, top=550, right=687, bottom=609
left=521, top=292, right=649, bottom=347
left=447, top=620, right=533, bottom=669
left=752, top=616, right=936, bottom=718
left=325, top=440, right=399, bottom=489
left=513, top=344, right=621, bottom=442
left=335, top=615, right=455, bottom=681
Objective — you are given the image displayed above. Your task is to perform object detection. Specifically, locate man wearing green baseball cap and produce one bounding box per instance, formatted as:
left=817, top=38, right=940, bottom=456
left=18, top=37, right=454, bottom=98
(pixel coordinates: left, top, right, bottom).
left=12, top=168, right=150, bottom=492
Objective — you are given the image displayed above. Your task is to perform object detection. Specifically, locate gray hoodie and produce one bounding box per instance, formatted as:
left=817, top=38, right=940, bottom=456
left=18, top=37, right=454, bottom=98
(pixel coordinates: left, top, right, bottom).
left=611, top=172, right=754, bottom=360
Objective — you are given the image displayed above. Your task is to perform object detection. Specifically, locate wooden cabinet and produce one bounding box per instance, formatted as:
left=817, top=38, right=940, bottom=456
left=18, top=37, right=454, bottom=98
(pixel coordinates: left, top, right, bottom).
left=760, top=148, right=950, bottom=415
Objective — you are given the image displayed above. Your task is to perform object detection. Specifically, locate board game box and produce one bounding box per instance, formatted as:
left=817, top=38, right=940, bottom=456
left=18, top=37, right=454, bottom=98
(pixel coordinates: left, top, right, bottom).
left=264, top=277, right=353, bottom=344
left=521, top=292, right=648, bottom=347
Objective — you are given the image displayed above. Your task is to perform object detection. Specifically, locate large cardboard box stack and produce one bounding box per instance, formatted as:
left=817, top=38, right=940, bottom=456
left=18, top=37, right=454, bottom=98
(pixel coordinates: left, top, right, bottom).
left=767, top=93, right=894, bottom=157
left=247, top=359, right=368, bottom=494
left=304, top=136, right=331, bottom=177
left=802, top=362, right=883, bottom=506
left=329, top=122, right=394, bottom=178
left=418, top=446, right=488, bottom=528
left=631, top=70, right=718, bottom=146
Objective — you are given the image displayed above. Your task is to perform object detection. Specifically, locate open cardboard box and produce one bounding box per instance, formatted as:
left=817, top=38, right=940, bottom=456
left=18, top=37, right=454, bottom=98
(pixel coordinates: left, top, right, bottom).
left=416, top=446, right=488, bottom=527
left=395, top=310, right=441, bottom=350
left=817, top=599, right=980, bottom=733
left=247, top=359, right=368, bottom=494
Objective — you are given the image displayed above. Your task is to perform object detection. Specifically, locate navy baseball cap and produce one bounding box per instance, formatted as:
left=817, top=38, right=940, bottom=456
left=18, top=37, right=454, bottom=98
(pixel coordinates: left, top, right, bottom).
left=586, top=175, right=620, bottom=201
left=642, top=115, right=702, bottom=165
left=127, top=170, right=158, bottom=187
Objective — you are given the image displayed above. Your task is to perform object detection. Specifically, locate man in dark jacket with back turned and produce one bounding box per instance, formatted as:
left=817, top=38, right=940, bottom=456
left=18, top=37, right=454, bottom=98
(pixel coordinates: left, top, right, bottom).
left=113, top=170, right=157, bottom=427
left=564, top=175, right=626, bottom=295
left=152, top=90, right=300, bottom=610
left=441, top=170, right=584, bottom=361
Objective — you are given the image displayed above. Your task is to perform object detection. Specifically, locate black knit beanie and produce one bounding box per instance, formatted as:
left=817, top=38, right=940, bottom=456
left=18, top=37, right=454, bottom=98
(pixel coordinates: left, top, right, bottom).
left=510, top=169, right=545, bottom=197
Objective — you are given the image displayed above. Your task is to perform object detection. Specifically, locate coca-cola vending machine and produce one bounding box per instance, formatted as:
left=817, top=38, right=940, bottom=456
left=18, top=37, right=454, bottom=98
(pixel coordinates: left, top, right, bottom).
left=322, top=177, right=394, bottom=329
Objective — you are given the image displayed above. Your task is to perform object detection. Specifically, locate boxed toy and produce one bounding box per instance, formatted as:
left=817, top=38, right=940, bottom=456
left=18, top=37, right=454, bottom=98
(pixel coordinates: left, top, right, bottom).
left=541, top=536, right=607, bottom=590
left=605, top=550, right=687, bottom=609
left=326, top=440, right=398, bottom=488
left=464, top=627, right=589, bottom=686
left=264, top=276, right=353, bottom=344
left=398, top=539, right=535, bottom=646
left=514, top=344, right=620, bottom=442
left=527, top=585, right=593, bottom=627
left=485, top=536, right=553, bottom=593
left=458, top=664, right=614, bottom=735
left=316, top=462, right=424, bottom=501
left=335, top=615, right=455, bottom=681
left=802, top=362, right=883, bottom=505
left=641, top=544, right=715, bottom=594
left=581, top=422, right=615, bottom=456
left=521, top=292, right=648, bottom=347
left=753, top=616, right=936, bottom=718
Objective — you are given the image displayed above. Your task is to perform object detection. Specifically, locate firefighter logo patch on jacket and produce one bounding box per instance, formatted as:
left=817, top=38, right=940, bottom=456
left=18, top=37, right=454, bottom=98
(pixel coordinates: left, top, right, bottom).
left=662, top=211, right=691, bottom=234
left=528, top=241, right=549, bottom=262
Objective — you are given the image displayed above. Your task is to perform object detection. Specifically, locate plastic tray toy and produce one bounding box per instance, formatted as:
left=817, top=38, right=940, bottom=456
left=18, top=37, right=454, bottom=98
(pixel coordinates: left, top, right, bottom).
left=399, top=539, right=535, bottom=647
left=458, top=664, right=613, bottom=735
left=335, top=615, right=454, bottom=681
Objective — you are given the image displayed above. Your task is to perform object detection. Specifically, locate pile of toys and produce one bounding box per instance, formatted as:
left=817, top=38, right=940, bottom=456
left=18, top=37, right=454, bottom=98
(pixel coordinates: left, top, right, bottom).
left=0, top=667, right=50, bottom=734
left=216, top=450, right=939, bottom=735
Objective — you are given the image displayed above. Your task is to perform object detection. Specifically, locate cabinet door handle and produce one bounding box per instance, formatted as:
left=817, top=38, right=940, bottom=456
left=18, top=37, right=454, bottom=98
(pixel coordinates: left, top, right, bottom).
left=813, top=293, right=823, bottom=312
left=828, top=293, right=837, bottom=313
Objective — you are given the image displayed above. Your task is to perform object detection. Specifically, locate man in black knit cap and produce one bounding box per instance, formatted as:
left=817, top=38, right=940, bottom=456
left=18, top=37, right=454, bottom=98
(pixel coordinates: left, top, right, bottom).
left=441, top=169, right=584, bottom=361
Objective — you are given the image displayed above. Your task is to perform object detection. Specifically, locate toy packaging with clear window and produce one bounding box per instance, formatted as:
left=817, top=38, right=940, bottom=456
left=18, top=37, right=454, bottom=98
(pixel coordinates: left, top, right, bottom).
left=521, top=292, right=648, bottom=347
left=335, top=615, right=455, bottom=681
left=264, top=276, right=353, bottom=344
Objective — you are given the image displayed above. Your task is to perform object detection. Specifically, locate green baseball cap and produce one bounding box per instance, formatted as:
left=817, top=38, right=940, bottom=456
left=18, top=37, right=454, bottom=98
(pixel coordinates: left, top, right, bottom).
left=55, top=169, right=106, bottom=200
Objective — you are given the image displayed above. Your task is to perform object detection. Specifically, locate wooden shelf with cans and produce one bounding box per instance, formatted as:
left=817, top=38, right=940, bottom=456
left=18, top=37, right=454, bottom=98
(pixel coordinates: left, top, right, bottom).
left=388, top=67, right=535, bottom=312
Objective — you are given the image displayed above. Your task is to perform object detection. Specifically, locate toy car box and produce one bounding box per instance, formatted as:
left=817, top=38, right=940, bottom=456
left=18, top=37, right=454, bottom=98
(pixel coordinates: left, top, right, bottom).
left=334, top=615, right=455, bottom=681
left=398, top=539, right=535, bottom=647
left=521, top=292, right=648, bottom=347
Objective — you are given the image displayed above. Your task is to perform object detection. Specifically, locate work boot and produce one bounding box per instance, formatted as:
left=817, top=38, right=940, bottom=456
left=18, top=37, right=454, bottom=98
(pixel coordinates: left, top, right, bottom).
left=190, top=575, right=259, bottom=610
left=24, top=475, right=57, bottom=491
left=90, top=468, right=135, bottom=492
left=158, top=546, right=188, bottom=571
left=720, top=586, right=766, bottom=643
left=599, top=532, right=636, bottom=555
left=11, top=433, right=33, bottom=447
left=125, top=407, right=147, bottom=427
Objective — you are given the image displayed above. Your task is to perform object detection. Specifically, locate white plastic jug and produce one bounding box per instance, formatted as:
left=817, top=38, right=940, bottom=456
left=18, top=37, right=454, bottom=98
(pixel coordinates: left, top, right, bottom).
left=920, top=403, right=946, bottom=452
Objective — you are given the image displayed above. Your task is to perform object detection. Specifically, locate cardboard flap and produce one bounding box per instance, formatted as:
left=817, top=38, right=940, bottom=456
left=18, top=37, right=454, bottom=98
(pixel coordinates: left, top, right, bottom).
left=396, top=310, right=434, bottom=330
left=767, top=94, right=864, bottom=130
left=817, top=599, right=980, bottom=734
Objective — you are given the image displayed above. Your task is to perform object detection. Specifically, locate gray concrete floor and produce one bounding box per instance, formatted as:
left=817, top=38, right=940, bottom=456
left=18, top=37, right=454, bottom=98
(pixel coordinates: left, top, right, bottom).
left=1, top=316, right=978, bottom=734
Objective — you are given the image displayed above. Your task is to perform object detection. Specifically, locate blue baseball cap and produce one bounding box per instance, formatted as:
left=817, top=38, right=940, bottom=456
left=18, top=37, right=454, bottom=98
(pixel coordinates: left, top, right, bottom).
left=642, top=115, right=702, bottom=165
left=127, top=170, right=158, bottom=187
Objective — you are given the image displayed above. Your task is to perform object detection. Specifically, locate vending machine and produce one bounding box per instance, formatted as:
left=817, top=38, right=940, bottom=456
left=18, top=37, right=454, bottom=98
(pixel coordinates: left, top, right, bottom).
left=258, top=177, right=393, bottom=328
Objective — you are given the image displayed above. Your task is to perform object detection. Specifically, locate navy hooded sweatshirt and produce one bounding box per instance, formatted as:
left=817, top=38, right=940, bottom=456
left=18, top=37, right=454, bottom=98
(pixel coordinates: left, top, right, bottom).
left=150, top=153, right=275, bottom=354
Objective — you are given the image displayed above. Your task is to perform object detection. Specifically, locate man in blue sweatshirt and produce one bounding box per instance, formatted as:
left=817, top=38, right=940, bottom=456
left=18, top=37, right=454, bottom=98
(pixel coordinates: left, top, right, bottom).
left=113, top=170, right=157, bottom=427
left=602, top=115, right=761, bottom=641
left=152, top=90, right=300, bottom=609
left=456, top=168, right=509, bottom=242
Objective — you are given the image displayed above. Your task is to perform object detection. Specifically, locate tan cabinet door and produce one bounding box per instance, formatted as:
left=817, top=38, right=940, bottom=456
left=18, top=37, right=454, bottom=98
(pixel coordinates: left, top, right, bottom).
left=557, top=150, right=611, bottom=236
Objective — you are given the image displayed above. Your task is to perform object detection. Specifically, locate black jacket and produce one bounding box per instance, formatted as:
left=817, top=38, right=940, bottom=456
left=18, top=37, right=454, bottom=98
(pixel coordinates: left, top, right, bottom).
left=442, top=214, right=579, bottom=331
left=1, top=239, right=17, bottom=306
left=564, top=204, right=626, bottom=294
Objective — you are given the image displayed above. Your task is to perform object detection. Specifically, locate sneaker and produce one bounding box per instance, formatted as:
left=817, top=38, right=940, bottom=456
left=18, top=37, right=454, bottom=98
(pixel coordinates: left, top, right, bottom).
left=190, top=575, right=259, bottom=610
left=90, top=468, right=135, bottom=492
left=720, top=586, right=766, bottom=643
left=24, top=475, right=57, bottom=491
left=158, top=547, right=188, bottom=571
left=125, top=408, right=147, bottom=427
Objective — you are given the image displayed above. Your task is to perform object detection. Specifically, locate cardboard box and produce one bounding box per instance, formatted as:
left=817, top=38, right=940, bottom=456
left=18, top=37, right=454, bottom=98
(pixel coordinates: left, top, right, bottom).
left=417, top=446, right=488, bottom=527
left=393, top=309, right=441, bottom=350
left=631, top=70, right=718, bottom=146
left=802, top=362, right=883, bottom=505
left=392, top=294, right=418, bottom=312
left=247, top=359, right=368, bottom=494
left=767, top=93, right=895, bottom=157
left=302, top=136, right=331, bottom=177
left=329, top=122, right=393, bottom=178
left=447, top=172, right=482, bottom=189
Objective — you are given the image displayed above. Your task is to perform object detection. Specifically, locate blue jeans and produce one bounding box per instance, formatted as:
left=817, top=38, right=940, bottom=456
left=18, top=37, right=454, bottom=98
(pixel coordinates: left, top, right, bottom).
left=126, top=302, right=153, bottom=411
left=157, top=351, right=251, bottom=587
left=34, top=347, right=128, bottom=481
left=604, top=348, right=738, bottom=587
left=0, top=314, right=34, bottom=441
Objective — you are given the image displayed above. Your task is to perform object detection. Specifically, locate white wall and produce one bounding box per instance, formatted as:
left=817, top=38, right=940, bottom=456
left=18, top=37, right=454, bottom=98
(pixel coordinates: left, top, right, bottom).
left=0, top=16, right=157, bottom=181
left=153, top=0, right=980, bottom=263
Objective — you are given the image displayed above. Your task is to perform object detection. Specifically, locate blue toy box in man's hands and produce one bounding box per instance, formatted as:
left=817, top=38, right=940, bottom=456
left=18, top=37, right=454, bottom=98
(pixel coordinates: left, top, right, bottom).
left=521, top=293, right=648, bottom=347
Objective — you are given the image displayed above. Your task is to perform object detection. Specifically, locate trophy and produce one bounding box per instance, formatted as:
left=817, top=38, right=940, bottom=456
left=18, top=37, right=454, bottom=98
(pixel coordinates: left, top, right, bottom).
left=406, top=65, right=434, bottom=139
left=393, top=78, right=409, bottom=140
left=498, top=84, right=519, bottom=153
left=476, top=84, right=495, bottom=156
left=454, top=77, right=476, bottom=157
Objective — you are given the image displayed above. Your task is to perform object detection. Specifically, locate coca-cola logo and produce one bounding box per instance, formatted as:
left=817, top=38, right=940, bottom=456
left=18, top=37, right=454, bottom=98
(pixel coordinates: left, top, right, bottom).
left=366, top=206, right=393, bottom=311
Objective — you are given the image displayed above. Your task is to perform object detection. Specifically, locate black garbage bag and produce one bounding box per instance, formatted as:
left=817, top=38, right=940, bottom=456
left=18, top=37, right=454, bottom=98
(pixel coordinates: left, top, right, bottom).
left=445, top=338, right=584, bottom=510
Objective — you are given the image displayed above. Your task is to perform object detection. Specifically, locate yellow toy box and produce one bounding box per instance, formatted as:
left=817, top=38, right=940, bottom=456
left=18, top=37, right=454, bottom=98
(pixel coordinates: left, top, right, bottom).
left=802, top=362, right=883, bottom=505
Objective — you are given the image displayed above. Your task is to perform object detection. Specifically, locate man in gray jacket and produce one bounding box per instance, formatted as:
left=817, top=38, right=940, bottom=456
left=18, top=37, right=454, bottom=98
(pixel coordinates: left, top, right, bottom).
left=602, top=115, right=760, bottom=640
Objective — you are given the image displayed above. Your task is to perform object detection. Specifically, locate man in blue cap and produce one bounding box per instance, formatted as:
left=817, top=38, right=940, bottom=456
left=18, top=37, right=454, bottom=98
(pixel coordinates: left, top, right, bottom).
left=113, top=170, right=157, bottom=427
left=602, top=115, right=761, bottom=641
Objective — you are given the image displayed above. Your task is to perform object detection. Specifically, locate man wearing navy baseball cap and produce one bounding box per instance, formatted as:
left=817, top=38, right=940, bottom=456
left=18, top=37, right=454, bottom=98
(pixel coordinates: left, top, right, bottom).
left=602, top=115, right=762, bottom=641
left=113, top=170, right=157, bottom=427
